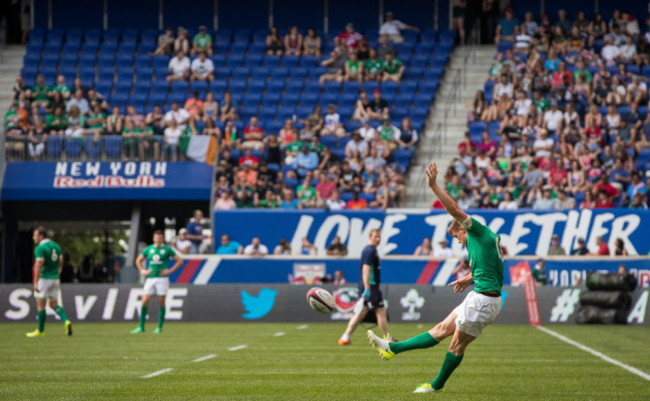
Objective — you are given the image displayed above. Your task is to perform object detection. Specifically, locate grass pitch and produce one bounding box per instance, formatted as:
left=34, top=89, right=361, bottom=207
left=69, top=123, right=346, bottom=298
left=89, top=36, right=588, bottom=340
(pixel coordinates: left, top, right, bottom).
left=1, top=322, right=649, bottom=400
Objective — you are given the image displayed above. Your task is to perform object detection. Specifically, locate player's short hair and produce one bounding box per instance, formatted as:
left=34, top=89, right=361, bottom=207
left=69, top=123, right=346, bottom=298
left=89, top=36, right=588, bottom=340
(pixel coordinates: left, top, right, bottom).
left=369, top=228, right=381, bottom=237
left=153, top=230, right=164, bottom=236
left=448, top=220, right=463, bottom=235
left=35, top=226, right=48, bottom=238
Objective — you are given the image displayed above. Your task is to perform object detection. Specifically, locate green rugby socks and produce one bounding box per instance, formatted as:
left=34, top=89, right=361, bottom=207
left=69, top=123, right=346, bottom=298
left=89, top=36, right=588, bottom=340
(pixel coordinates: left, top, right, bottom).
left=157, top=308, right=165, bottom=331
left=37, top=309, right=46, bottom=333
left=54, top=305, right=69, bottom=322
left=431, top=351, right=464, bottom=390
left=139, top=306, right=148, bottom=331
left=389, top=332, right=439, bottom=354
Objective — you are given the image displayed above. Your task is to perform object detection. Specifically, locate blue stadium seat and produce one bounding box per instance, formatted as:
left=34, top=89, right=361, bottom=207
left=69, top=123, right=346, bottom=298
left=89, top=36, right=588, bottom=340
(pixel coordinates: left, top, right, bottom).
left=28, top=28, right=46, bottom=44
left=267, top=81, right=285, bottom=95
left=251, top=67, right=269, bottom=80
left=98, top=53, right=116, bottom=66
left=342, top=81, right=360, bottom=95
left=258, top=107, right=276, bottom=121
left=323, top=81, right=340, bottom=95
left=47, top=28, right=64, bottom=43
left=215, top=67, right=232, bottom=80
left=122, top=28, right=139, bottom=44
left=307, top=66, right=326, bottom=81
left=84, top=29, right=101, bottom=44
left=190, top=80, right=209, bottom=94
left=170, top=80, right=188, bottom=94
left=233, top=29, right=251, bottom=43
left=63, top=139, right=82, bottom=159
left=282, top=56, right=299, bottom=68
left=361, top=81, right=379, bottom=93
left=230, top=42, right=248, bottom=55
left=270, top=67, right=289, bottom=81
left=286, top=80, right=304, bottom=94
left=210, top=54, right=226, bottom=67
left=134, top=81, right=152, bottom=93
left=103, top=28, right=120, bottom=46
left=94, top=81, right=112, bottom=96
left=210, top=80, right=227, bottom=93
left=226, top=54, right=244, bottom=68
left=300, top=55, right=318, bottom=67
left=262, top=55, right=281, bottom=68
left=232, top=67, right=251, bottom=81
left=46, top=137, right=63, bottom=160
left=281, top=93, right=300, bottom=107
left=403, top=68, right=423, bottom=81
left=85, top=137, right=101, bottom=159
left=262, top=93, right=281, bottom=105
left=104, top=136, right=122, bottom=159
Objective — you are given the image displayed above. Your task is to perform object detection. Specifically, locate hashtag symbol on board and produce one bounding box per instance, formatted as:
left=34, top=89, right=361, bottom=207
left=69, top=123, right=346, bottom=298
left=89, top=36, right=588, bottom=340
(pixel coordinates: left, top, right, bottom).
left=550, top=289, right=581, bottom=322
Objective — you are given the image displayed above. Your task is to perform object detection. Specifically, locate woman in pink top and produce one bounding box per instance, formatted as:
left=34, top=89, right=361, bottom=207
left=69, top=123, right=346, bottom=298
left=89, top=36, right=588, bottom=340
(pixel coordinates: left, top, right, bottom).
left=278, top=119, right=295, bottom=148
left=184, top=91, right=204, bottom=120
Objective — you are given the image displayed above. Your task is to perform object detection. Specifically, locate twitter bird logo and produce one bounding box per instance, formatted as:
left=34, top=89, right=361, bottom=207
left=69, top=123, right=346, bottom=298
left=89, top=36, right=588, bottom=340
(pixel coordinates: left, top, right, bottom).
left=241, top=288, right=278, bottom=319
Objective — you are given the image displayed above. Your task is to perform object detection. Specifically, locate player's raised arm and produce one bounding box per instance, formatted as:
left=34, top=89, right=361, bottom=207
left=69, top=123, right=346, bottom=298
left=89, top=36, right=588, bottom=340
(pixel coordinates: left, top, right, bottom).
left=424, top=162, right=469, bottom=223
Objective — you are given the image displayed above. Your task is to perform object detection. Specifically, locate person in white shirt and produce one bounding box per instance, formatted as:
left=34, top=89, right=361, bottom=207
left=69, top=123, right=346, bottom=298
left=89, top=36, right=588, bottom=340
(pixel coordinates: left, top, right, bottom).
left=172, top=229, right=193, bottom=254
left=601, top=37, right=620, bottom=66
left=321, top=104, right=346, bottom=137
left=542, top=102, right=563, bottom=135
left=563, top=103, right=579, bottom=126
left=513, top=25, right=532, bottom=54
left=326, top=190, right=347, bottom=210
left=498, top=191, right=519, bottom=210
left=359, top=119, right=376, bottom=142
left=493, top=74, right=513, bottom=99
left=163, top=119, right=182, bottom=161
left=533, top=129, right=554, bottom=157
left=514, top=90, right=532, bottom=116
left=433, top=239, right=454, bottom=258
left=379, top=11, right=419, bottom=43
left=164, top=102, right=190, bottom=130
left=167, top=50, right=190, bottom=82
left=244, top=237, right=269, bottom=256
left=190, top=51, right=215, bottom=82
left=345, top=131, right=369, bottom=158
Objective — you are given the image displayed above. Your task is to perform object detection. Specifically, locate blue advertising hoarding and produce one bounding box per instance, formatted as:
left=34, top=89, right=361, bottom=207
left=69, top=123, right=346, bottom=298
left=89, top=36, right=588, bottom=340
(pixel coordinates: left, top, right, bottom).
left=2, top=162, right=213, bottom=200
left=214, top=210, right=650, bottom=257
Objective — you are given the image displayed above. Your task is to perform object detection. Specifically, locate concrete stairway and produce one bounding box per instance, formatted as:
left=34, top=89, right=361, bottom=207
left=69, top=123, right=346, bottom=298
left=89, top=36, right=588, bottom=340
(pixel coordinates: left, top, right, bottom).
left=0, top=45, right=26, bottom=119
left=406, top=44, right=496, bottom=208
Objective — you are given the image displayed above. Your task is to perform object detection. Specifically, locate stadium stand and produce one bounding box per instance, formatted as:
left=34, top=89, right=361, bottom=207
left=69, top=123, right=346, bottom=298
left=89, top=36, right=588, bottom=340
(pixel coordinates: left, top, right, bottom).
left=6, top=25, right=453, bottom=209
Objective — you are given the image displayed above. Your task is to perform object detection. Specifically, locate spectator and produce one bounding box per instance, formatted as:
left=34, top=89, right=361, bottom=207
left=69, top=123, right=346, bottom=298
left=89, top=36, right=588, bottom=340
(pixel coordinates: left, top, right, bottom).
left=219, top=92, right=238, bottom=123
left=594, top=236, right=610, bottom=256
left=366, top=89, right=389, bottom=120
left=326, top=236, right=348, bottom=256
left=380, top=11, right=419, bottom=43
left=321, top=104, right=346, bottom=137
left=191, top=25, right=212, bottom=56
left=46, top=106, right=67, bottom=136
left=266, top=26, right=283, bottom=55
left=434, top=239, right=454, bottom=258
left=284, top=26, right=303, bottom=56
left=30, top=74, right=51, bottom=108
left=27, top=121, right=47, bottom=160
left=174, top=27, right=190, bottom=54
left=319, top=50, right=345, bottom=84
left=316, top=172, right=336, bottom=202
left=190, top=51, right=215, bottom=82
left=296, top=171, right=317, bottom=208
left=304, top=104, right=324, bottom=133
left=302, top=28, right=321, bottom=57
left=513, top=24, right=532, bottom=54
left=376, top=34, right=395, bottom=61
left=451, top=1, right=467, bottom=44
left=172, top=229, right=192, bottom=255
left=346, top=190, right=368, bottom=209
left=162, top=119, right=182, bottom=161
left=555, top=189, right=575, bottom=209
left=413, top=238, right=433, bottom=256
left=242, top=116, right=265, bottom=151
left=451, top=258, right=471, bottom=281
left=533, top=186, right=558, bottom=209
left=186, top=209, right=205, bottom=254
left=601, top=36, right=620, bottom=66
left=167, top=50, right=191, bottom=82
left=358, top=118, right=375, bottom=141
left=66, top=89, right=90, bottom=115
left=335, top=22, right=363, bottom=49
left=106, top=105, right=124, bottom=135
left=613, top=238, right=628, bottom=256
left=363, top=49, right=384, bottom=82
left=298, top=237, right=317, bottom=256
left=629, top=192, right=648, bottom=209
left=280, top=188, right=299, bottom=209
left=344, top=52, right=363, bottom=83
left=571, top=238, right=589, bottom=255
left=214, top=191, right=237, bottom=210
left=53, top=75, right=71, bottom=100
left=273, top=239, right=292, bottom=255
left=145, top=104, right=165, bottom=136
left=498, top=191, right=518, bottom=210
left=293, top=145, right=319, bottom=178
left=547, top=234, right=566, bottom=255
left=495, top=8, right=519, bottom=43
left=244, top=237, right=269, bottom=256
left=333, top=270, right=348, bottom=285
left=618, top=264, right=627, bottom=274
left=153, top=27, right=175, bottom=55
left=531, top=259, right=547, bottom=286
left=381, top=51, right=404, bottom=82
left=326, top=190, right=347, bottom=210
left=345, top=131, right=369, bottom=159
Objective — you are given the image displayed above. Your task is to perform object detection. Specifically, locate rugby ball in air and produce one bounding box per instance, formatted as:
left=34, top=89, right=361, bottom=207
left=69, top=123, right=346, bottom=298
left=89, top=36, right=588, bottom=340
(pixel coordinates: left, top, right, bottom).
left=306, top=287, right=336, bottom=313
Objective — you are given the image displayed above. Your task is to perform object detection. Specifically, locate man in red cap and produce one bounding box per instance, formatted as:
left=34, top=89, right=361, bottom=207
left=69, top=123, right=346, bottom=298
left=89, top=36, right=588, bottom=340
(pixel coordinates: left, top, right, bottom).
left=367, top=89, right=389, bottom=120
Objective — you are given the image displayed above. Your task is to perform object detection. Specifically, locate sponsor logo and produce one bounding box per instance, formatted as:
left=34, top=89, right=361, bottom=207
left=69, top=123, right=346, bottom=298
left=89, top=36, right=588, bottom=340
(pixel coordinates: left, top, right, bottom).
left=330, top=287, right=359, bottom=321
left=400, top=289, right=425, bottom=321
left=292, top=263, right=326, bottom=285
left=53, top=161, right=167, bottom=189
left=241, top=288, right=277, bottom=320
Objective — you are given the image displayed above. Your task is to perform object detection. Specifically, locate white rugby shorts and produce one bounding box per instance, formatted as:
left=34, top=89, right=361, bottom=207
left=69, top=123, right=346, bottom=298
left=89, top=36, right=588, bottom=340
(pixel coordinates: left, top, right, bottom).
left=453, top=291, right=501, bottom=338
left=143, top=277, right=170, bottom=296
left=34, top=278, right=60, bottom=300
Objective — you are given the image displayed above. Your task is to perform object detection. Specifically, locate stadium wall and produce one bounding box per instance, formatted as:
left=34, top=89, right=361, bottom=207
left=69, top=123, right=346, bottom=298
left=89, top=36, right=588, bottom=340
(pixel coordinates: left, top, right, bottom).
left=214, top=210, right=650, bottom=257
left=0, top=284, right=648, bottom=325
left=168, top=256, right=650, bottom=287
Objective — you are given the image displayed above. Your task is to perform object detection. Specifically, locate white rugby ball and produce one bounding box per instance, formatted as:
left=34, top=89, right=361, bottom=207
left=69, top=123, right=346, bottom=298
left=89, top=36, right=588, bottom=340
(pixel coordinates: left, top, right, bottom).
left=306, top=287, right=336, bottom=313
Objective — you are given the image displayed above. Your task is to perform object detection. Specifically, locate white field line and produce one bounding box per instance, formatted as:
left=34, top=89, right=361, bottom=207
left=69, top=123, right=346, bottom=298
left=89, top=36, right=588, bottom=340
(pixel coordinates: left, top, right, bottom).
left=192, top=354, right=217, bottom=363
left=228, top=345, right=247, bottom=351
left=141, top=368, right=173, bottom=379
left=273, top=332, right=285, bottom=337
left=537, top=326, right=650, bottom=381
left=297, top=325, right=308, bottom=330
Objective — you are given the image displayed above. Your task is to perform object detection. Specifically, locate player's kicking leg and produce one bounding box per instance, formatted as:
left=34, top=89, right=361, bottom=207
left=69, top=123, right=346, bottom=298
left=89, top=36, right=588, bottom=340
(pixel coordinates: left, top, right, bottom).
left=131, top=293, right=153, bottom=333
left=49, top=299, right=73, bottom=336
left=153, top=294, right=166, bottom=334
left=26, top=297, right=47, bottom=338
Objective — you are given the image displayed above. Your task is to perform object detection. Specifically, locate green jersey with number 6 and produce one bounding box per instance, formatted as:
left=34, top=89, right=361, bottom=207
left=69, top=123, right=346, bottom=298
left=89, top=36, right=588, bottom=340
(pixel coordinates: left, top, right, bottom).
left=34, top=239, right=62, bottom=279
left=142, top=245, right=176, bottom=278
left=464, top=218, right=503, bottom=292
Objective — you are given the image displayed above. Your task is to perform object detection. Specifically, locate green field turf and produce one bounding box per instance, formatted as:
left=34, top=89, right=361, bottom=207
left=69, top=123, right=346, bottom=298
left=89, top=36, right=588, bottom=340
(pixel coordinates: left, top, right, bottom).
left=2, top=322, right=649, bottom=400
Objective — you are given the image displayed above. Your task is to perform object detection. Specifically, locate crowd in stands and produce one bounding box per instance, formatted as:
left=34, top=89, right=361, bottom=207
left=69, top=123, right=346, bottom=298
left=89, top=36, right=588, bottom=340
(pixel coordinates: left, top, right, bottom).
left=451, top=7, right=650, bottom=211
left=7, top=12, right=454, bottom=209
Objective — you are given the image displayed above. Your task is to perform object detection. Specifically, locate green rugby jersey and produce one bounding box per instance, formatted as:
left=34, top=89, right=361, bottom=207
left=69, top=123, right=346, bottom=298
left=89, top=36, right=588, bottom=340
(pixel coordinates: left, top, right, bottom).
left=465, top=218, right=504, bottom=293
left=142, top=244, right=176, bottom=278
left=34, top=239, right=62, bottom=279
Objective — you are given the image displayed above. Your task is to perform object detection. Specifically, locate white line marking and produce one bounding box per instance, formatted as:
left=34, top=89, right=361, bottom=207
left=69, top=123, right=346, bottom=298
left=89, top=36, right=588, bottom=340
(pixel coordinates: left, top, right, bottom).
left=192, top=354, right=217, bottom=363
left=193, top=258, right=221, bottom=285
left=273, top=332, right=285, bottom=337
left=228, top=345, right=247, bottom=351
left=432, top=258, right=461, bottom=286
left=297, top=325, right=308, bottom=330
left=537, top=326, right=650, bottom=381
left=141, top=368, right=173, bottom=379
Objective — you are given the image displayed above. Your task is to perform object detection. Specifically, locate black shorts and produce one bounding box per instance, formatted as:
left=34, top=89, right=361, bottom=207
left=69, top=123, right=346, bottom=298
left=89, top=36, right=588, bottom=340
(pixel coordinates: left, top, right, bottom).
left=358, top=285, right=384, bottom=310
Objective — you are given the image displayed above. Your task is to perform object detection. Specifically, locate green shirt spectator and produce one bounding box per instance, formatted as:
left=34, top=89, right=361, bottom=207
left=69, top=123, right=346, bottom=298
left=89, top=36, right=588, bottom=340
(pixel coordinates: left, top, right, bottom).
left=383, top=57, right=403, bottom=74
left=364, top=58, right=384, bottom=75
